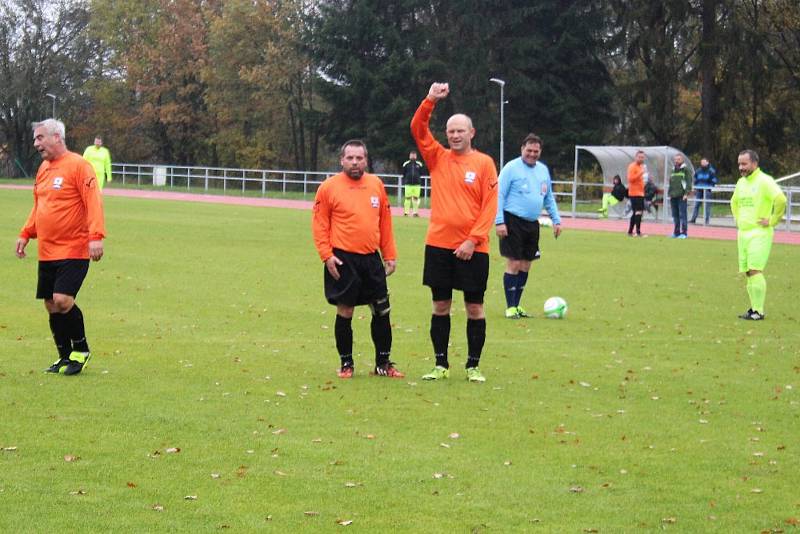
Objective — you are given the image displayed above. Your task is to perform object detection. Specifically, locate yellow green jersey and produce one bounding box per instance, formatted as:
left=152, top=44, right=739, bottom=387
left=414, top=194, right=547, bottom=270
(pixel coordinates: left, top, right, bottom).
left=730, top=168, right=786, bottom=231
left=82, top=145, right=112, bottom=189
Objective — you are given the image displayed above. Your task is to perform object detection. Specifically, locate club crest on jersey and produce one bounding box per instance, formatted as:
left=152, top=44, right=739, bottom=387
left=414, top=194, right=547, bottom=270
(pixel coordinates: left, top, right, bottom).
left=52, top=177, right=64, bottom=190
left=541, top=183, right=548, bottom=195
left=464, top=171, right=476, bottom=184
left=370, top=196, right=379, bottom=208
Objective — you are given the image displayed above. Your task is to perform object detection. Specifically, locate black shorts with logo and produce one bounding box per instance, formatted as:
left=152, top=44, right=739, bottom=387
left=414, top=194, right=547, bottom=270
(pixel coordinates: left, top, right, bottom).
left=324, top=248, right=388, bottom=307
left=499, top=211, right=541, bottom=262
left=423, top=245, right=489, bottom=295
left=37, top=259, right=90, bottom=299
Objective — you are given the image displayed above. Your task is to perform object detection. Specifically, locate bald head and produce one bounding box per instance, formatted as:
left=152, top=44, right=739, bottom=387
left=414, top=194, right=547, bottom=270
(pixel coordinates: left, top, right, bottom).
left=445, top=114, right=475, bottom=154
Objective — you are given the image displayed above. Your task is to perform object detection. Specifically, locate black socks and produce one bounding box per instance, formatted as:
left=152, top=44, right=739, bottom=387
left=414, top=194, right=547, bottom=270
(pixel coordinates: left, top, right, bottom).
left=430, top=314, right=451, bottom=368
left=335, top=315, right=354, bottom=368
left=466, top=318, right=486, bottom=368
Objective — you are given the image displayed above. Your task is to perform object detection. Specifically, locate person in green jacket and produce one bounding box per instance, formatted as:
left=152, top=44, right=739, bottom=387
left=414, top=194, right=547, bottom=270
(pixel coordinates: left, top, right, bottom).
left=730, top=149, right=787, bottom=321
left=83, top=136, right=112, bottom=190
left=668, top=153, right=693, bottom=238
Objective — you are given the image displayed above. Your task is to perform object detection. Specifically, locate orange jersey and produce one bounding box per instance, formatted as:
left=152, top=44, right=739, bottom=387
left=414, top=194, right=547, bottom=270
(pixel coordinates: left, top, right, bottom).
left=410, top=98, right=498, bottom=253
left=626, top=162, right=645, bottom=197
left=20, top=151, right=105, bottom=261
left=312, top=172, right=397, bottom=262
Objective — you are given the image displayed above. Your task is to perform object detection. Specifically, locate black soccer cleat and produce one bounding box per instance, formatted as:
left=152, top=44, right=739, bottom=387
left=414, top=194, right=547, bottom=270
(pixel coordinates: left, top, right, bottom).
left=45, top=358, right=69, bottom=373
left=739, top=309, right=765, bottom=321
left=62, top=351, right=91, bottom=375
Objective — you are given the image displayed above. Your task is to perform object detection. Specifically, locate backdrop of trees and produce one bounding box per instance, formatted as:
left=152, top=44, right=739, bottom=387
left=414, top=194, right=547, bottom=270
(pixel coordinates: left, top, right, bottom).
left=1, top=0, right=799, bottom=179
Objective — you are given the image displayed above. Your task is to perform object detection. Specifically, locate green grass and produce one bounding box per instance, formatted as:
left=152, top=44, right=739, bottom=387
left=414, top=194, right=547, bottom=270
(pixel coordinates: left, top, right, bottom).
left=1, top=190, right=799, bottom=532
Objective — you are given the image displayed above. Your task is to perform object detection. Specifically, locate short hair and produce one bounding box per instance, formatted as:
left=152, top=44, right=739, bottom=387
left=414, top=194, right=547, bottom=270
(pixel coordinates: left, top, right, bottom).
left=340, top=139, right=368, bottom=157
left=635, top=149, right=645, bottom=156
left=94, top=135, right=103, bottom=141
left=739, top=149, right=759, bottom=163
left=32, top=118, right=65, bottom=140
left=409, top=150, right=417, bottom=156
left=521, top=133, right=542, bottom=147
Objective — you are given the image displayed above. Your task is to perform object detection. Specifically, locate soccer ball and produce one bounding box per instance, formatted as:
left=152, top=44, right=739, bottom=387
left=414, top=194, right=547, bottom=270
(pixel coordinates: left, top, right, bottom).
left=543, top=296, right=568, bottom=319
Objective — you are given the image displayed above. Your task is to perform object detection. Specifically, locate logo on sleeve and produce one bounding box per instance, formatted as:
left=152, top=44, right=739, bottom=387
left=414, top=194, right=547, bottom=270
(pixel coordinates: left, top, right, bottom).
left=541, top=183, right=548, bottom=195
left=464, top=171, right=476, bottom=184
left=52, top=177, right=64, bottom=190
left=370, top=196, right=379, bottom=208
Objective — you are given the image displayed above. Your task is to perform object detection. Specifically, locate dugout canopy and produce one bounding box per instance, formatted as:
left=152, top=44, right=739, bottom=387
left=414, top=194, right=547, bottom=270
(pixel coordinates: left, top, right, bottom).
left=573, top=146, right=694, bottom=221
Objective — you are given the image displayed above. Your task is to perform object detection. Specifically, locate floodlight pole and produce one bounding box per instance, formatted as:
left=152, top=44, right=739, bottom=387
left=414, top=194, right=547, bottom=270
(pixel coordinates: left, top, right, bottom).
left=489, top=78, right=505, bottom=169
left=45, top=93, right=57, bottom=118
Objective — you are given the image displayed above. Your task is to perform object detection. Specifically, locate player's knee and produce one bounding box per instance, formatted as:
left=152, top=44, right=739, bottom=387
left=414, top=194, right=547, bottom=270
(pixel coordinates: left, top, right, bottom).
left=369, top=295, right=391, bottom=317
left=50, top=294, right=74, bottom=313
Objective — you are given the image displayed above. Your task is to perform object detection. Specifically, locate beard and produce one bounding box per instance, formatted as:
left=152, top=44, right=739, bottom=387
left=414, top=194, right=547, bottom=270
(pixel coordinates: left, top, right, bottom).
left=345, top=167, right=364, bottom=179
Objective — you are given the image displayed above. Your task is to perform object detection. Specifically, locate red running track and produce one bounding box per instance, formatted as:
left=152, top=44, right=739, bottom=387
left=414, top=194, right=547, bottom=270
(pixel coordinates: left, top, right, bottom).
left=5, top=184, right=799, bottom=245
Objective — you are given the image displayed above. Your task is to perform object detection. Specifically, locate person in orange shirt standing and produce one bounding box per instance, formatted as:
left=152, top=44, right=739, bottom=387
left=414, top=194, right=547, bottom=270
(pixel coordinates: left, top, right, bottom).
left=626, top=150, right=648, bottom=237
left=312, top=140, right=403, bottom=379
left=411, top=82, right=498, bottom=383
left=15, top=119, right=106, bottom=375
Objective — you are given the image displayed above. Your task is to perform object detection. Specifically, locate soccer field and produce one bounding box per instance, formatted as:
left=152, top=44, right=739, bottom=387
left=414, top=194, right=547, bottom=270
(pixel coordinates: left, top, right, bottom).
left=1, top=189, right=799, bottom=532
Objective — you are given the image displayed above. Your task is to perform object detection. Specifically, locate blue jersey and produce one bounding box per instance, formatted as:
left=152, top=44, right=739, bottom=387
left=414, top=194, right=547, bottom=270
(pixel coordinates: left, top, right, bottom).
left=495, top=157, right=561, bottom=225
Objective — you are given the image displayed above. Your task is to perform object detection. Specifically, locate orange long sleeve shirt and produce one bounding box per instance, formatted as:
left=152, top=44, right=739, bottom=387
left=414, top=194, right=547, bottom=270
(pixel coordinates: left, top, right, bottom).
left=20, top=151, right=105, bottom=261
left=312, top=172, right=397, bottom=262
left=626, top=162, right=645, bottom=197
left=410, top=98, right=498, bottom=253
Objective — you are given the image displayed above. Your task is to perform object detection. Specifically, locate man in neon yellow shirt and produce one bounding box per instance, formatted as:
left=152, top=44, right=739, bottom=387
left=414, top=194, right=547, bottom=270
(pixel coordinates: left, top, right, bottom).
left=83, top=136, right=112, bottom=190
left=730, top=149, right=786, bottom=320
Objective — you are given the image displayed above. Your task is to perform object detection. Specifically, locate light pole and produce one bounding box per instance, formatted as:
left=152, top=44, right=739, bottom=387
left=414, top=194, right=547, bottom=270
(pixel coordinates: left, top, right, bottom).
left=45, top=93, right=57, bottom=118
left=489, top=78, right=506, bottom=168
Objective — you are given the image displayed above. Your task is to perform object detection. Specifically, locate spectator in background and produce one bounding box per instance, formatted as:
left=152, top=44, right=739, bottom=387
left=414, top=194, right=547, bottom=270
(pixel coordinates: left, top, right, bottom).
left=690, top=157, right=718, bottom=224
left=668, top=153, right=693, bottom=238
left=83, top=136, right=112, bottom=190
left=597, top=175, right=626, bottom=218
left=402, top=150, right=424, bottom=217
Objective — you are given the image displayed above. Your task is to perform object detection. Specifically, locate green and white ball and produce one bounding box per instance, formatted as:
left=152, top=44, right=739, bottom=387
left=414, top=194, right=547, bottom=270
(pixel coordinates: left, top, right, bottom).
left=543, top=296, right=568, bottom=319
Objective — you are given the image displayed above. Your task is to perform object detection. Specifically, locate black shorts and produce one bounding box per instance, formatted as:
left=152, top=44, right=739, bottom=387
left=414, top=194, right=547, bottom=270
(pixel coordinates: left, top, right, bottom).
left=499, top=211, right=541, bottom=261
left=423, top=245, right=489, bottom=295
left=629, top=196, right=645, bottom=211
left=37, top=259, right=90, bottom=299
left=324, top=248, right=387, bottom=307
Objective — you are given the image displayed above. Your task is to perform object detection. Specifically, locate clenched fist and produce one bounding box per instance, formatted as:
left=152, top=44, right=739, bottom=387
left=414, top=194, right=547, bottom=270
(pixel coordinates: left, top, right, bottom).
left=427, top=82, right=450, bottom=102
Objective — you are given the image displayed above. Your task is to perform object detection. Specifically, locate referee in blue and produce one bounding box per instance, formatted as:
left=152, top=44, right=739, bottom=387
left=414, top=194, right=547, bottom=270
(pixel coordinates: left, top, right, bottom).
left=495, top=134, right=562, bottom=319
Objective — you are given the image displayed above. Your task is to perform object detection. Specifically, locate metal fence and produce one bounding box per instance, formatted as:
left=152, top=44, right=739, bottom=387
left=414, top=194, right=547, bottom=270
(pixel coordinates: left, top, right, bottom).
left=110, top=162, right=798, bottom=231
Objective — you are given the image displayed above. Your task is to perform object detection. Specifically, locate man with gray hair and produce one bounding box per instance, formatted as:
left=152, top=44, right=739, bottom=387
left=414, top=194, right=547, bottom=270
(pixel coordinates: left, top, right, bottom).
left=15, top=119, right=106, bottom=375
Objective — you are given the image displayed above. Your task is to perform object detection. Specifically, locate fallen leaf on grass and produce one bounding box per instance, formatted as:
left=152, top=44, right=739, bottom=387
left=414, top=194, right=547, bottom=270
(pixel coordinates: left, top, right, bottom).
left=583, top=529, right=599, bottom=533
left=304, top=511, right=320, bottom=516
left=336, top=519, right=353, bottom=526
left=127, top=482, right=137, bottom=488
left=365, top=434, right=376, bottom=440
left=69, top=489, right=87, bottom=495
left=503, top=460, right=512, bottom=466
left=274, top=470, right=287, bottom=476
left=152, top=504, right=164, bottom=512
left=63, top=455, right=80, bottom=462
left=662, top=517, right=677, bottom=524
left=272, top=428, right=286, bottom=435
left=439, top=443, right=450, bottom=449
left=751, top=488, right=764, bottom=494
left=2, top=447, right=17, bottom=452
left=165, top=447, right=181, bottom=454
left=211, top=473, right=221, bottom=479
left=433, top=473, right=444, bottom=479
left=312, top=438, right=322, bottom=443
left=344, top=482, right=362, bottom=488
left=236, top=465, right=248, bottom=478
left=265, top=515, right=273, bottom=521
left=184, top=495, right=197, bottom=500
left=786, top=517, right=800, bottom=526
left=276, top=391, right=286, bottom=397
left=569, top=486, right=585, bottom=493
left=449, top=433, right=460, bottom=439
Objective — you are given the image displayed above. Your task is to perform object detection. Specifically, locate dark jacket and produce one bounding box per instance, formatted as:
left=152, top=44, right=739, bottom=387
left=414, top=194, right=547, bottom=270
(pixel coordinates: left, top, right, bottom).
left=668, top=164, right=693, bottom=198
left=402, top=159, right=423, bottom=186
left=694, top=164, right=717, bottom=188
